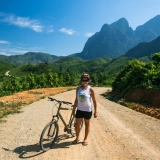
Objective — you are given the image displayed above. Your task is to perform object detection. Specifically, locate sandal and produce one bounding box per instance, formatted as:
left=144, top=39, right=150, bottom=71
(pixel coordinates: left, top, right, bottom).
left=72, top=139, right=80, bottom=144
left=82, top=141, right=88, bottom=146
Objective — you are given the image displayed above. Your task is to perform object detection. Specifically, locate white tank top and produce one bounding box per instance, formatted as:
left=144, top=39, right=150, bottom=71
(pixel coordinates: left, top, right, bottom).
left=77, top=86, right=92, bottom=112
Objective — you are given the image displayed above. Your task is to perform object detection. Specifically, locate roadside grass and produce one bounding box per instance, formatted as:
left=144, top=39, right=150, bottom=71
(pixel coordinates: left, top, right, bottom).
left=0, top=87, right=76, bottom=122
left=67, top=87, right=74, bottom=91
left=0, top=101, right=23, bottom=122
left=28, top=91, right=43, bottom=94
left=0, top=93, right=48, bottom=121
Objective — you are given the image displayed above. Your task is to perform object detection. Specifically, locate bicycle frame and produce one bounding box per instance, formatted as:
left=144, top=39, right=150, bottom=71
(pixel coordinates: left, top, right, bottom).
left=57, top=106, right=73, bottom=130
left=49, top=97, right=74, bottom=131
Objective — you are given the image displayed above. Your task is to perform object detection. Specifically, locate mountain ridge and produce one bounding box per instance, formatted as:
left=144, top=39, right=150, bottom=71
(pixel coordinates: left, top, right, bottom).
left=1, top=15, right=160, bottom=63
left=124, top=36, right=160, bottom=58
left=73, top=15, right=160, bottom=59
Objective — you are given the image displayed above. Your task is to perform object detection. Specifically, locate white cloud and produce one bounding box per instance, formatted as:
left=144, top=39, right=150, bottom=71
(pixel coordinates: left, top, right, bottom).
left=6, top=46, right=42, bottom=54
left=0, top=52, right=9, bottom=55
left=0, top=42, right=42, bottom=55
left=8, top=49, right=29, bottom=54
left=48, top=28, right=54, bottom=33
left=1, top=13, right=43, bottom=32
left=85, top=32, right=94, bottom=37
left=59, top=28, right=76, bottom=35
left=0, top=40, right=10, bottom=44
left=46, top=25, right=54, bottom=33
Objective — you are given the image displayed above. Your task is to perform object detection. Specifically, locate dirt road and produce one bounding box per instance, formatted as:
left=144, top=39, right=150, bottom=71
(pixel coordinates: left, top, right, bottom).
left=0, top=87, right=160, bottom=160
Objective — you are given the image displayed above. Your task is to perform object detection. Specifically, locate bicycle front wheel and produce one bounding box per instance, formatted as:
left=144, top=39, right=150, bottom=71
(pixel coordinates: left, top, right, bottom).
left=70, top=116, right=83, bottom=137
left=40, top=121, right=59, bottom=151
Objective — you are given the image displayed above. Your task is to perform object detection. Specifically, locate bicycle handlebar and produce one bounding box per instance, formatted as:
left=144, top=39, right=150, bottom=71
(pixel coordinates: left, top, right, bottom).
left=48, top=97, right=72, bottom=105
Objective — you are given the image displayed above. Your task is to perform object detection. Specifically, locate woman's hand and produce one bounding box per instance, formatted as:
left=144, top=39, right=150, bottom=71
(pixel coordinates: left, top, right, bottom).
left=72, top=110, right=76, bottom=116
left=72, top=108, right=76, bottom=116
left=94, top=112, right=98, bottom=118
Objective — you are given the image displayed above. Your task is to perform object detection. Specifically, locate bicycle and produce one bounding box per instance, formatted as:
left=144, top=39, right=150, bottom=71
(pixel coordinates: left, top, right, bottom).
left=39, top=97, right=83, bottom=151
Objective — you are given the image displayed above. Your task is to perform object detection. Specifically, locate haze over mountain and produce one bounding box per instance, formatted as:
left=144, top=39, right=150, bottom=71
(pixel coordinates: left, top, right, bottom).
left=73, top=15, right=160, bottom=60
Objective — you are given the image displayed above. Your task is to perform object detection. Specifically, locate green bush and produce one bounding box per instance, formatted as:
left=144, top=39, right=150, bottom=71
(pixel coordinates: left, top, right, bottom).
left=112, top=52, right=160, bottom=94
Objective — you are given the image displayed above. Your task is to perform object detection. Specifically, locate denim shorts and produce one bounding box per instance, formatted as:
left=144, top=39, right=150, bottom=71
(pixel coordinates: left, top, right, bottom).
left=75, top=110, right=92, bottom=120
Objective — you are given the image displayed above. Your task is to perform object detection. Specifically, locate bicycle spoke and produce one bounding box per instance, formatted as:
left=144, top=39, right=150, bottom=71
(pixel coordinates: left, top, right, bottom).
left=40, top=122, right=59, bottom=151
left=70, top=117, right=83, bottom=137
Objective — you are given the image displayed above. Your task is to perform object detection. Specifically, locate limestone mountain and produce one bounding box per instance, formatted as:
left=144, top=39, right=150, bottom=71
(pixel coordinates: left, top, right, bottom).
left=73, top=15, right=160, bottom=60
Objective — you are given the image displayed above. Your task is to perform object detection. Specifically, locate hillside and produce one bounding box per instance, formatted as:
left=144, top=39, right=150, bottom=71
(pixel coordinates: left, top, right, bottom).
left=0, top=61, right=17, bottom=75
left=124, top=36, right=160, bottom=58
left=8, top=56, right=135, bottom=79
left=0, top=52, right=60, bottom=66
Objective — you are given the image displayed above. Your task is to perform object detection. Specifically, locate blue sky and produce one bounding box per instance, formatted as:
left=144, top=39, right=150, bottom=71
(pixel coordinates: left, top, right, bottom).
left=0, top=0, right=160, bottom=56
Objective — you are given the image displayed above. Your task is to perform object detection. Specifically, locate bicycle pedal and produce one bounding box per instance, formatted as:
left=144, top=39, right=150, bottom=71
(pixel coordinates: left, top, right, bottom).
left=64, top=128, right=67, bottom=132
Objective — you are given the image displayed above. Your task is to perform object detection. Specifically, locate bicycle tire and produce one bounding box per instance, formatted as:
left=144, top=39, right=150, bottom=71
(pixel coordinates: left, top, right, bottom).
left=40, top=121, right=59, bottom=151
left=70, top=116, right=83, bottom=137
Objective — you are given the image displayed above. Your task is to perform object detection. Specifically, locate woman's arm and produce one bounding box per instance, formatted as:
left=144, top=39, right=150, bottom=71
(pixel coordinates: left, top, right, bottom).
left=90, top=88, right=97, bottom=118
left=72, top=87, right=78, bottom=116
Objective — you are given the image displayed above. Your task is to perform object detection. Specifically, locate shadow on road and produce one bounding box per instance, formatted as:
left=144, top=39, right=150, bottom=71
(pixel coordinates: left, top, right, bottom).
left=2, top=134, right=74, bottom=159
left=3, top=143, right=44, bottom=159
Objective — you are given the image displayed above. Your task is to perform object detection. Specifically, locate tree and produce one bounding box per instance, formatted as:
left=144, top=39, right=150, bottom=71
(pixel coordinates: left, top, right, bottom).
left=152, top=52, right=160, bottom=64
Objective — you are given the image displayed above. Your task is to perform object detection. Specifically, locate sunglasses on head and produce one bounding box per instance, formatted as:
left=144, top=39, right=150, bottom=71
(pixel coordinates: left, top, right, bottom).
left=81, top=79, right=89, bottom=82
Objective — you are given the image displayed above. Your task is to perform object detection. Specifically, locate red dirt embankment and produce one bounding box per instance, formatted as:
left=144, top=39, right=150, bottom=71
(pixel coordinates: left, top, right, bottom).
left=123, top=88, right=160, bottom=119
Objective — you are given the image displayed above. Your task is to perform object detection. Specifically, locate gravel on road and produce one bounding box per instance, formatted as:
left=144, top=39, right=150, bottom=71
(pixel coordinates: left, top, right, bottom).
left=0, top=87, right=160, bottom=160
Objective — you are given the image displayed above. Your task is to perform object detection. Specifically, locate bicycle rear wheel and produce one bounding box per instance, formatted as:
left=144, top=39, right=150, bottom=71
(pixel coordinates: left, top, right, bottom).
left=40, top=121, right=59, bottom=151
left=70, top=116, right=83, bottom=137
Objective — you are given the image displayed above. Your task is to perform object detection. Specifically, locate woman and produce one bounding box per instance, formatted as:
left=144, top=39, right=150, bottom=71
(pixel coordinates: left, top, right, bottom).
left=72, top=73, right=97, bottom=146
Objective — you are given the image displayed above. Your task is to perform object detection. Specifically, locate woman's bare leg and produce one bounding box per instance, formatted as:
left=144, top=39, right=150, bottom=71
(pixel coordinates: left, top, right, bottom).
left=83, top=119, right=90, bottom=143
left=75, top=118, right=83, bottom=140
